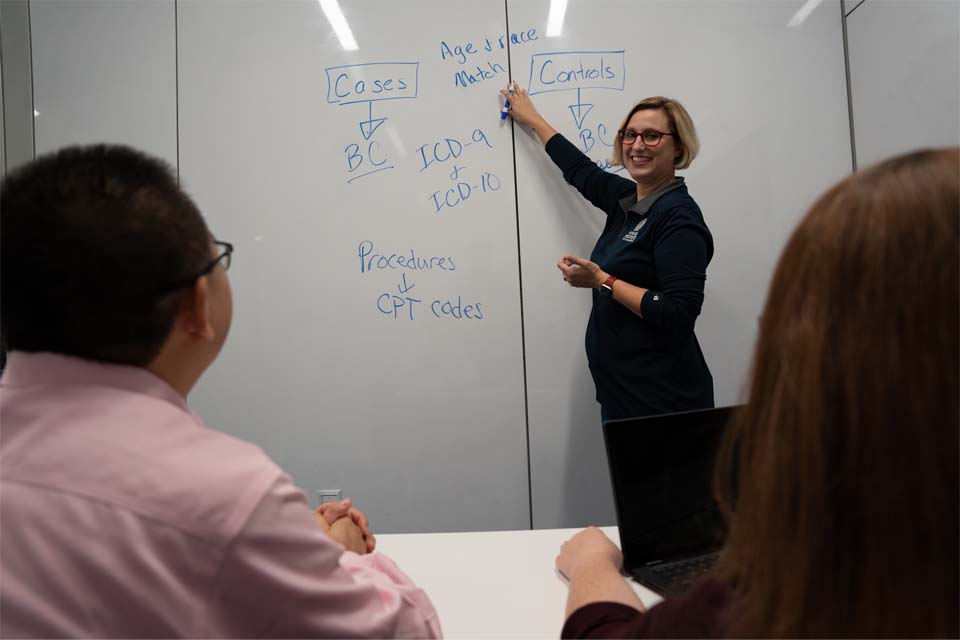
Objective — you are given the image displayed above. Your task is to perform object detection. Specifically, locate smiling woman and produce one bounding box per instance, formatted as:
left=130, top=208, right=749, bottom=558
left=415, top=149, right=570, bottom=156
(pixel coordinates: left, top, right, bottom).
left=501, top=82, right=713, bottom=421
left=613, top=96, right=700, bottom=180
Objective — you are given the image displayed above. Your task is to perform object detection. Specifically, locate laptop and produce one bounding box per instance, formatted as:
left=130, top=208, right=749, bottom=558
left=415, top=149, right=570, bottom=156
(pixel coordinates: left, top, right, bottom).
left=602, top=405, right=740, bottom=596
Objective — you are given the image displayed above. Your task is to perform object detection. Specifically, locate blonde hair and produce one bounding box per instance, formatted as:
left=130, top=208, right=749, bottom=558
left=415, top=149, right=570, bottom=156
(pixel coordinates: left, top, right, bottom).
left=611, top=97, right=699, bottom=170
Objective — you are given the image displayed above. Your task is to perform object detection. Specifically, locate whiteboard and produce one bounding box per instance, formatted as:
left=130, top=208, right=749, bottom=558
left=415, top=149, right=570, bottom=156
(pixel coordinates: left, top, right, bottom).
left=24, top=0, right=857, bottom=532
left=509, top=0, right=853, bottom=527
left=178, top=0, right=530, bottom=533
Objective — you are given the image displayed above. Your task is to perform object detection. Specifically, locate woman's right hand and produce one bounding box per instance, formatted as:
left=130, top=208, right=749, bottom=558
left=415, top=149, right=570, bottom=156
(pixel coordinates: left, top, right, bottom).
left=500, top=82, right=541, bottom=127
left=500, top=83, right=559, bottom=146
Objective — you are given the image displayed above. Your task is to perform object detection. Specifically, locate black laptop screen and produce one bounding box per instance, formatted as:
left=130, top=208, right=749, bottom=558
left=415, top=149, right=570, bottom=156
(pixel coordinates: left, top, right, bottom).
left=603, top=406, right=737, bottom=568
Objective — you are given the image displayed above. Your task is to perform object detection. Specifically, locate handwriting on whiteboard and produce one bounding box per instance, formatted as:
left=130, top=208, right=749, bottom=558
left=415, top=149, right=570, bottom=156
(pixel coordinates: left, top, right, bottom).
left=358, top=241, right=484, bottom=321
left=439, top=28, right=539, bottom=89
left=416, top=128, right=501, bottom=214
left=324, top=62, right=420, bottom=105
left=527, top=51, right=625, bottom=95
left=324, top=62, right=422, bottom=184
left=523, top=50, right=628, bottom=174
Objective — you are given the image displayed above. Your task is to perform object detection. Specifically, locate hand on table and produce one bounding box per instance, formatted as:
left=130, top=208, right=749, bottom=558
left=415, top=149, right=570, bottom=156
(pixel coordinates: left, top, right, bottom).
left=557, top=255, right=607, bottom=289
left=328, top=517, right=368, bottom=555
left=556, top=526, right=623, bottom=580
left=314, top=499, right=376, bottom=552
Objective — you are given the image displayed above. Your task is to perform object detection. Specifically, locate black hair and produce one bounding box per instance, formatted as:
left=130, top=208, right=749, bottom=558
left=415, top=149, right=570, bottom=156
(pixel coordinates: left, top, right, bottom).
left=1, top=144, right=212, bottom=366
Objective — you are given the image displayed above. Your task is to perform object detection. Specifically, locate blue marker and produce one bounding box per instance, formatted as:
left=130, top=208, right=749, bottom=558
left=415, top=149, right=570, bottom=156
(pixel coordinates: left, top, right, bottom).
left=501, top=84, right=513, bottom=120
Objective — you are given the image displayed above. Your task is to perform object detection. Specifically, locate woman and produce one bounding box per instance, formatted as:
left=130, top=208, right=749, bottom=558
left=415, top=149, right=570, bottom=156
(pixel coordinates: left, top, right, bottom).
left=502, top=83, right=713, bottom=420
left=555, top=148, right=960, bottom=638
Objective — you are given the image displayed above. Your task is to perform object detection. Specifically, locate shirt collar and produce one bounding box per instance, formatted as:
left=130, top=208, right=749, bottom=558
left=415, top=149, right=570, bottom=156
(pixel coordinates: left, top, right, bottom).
left=618, top=176, right=685, bottom=216
left=1, top=350, right=191, bottom=414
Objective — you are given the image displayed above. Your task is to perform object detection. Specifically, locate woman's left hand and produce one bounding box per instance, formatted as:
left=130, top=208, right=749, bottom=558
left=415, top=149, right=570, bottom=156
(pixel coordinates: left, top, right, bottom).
left=557, top=254, right=607, bottom=288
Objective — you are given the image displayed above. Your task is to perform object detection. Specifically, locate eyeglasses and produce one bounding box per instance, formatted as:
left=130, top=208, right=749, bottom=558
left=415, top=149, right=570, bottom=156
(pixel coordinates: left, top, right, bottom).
left=619, top=128, right=675, bottom=147
left=155, top=240, right=233, bottom=296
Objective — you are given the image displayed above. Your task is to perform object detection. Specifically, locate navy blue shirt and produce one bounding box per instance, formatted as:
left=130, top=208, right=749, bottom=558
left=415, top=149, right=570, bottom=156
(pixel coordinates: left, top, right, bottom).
left=545, top=134, right=714, bottom=418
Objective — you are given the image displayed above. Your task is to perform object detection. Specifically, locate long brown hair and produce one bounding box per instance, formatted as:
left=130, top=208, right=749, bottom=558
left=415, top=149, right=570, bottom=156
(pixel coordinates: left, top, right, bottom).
left=714, top=148, right=959, bottom=638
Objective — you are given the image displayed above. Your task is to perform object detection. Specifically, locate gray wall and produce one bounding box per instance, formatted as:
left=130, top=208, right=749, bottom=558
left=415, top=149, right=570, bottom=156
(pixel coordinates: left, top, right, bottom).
left=846, top=0, right=960, bottom=168
left=1, top=0, right=176, bottom=174
left=1, top=31, right=4, bottom=176
left=28, top=0, right=176, bottom=164
left=0, top=0, right=34, bottom=174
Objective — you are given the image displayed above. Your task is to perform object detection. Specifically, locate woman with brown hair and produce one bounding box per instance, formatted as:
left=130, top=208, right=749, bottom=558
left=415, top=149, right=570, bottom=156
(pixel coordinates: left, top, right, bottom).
left=555, top=147, right=960, bottom=638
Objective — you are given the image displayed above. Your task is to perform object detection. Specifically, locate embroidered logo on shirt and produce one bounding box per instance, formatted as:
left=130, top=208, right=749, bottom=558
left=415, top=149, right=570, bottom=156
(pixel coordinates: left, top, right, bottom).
left=622, top=217, right=648, bottom=243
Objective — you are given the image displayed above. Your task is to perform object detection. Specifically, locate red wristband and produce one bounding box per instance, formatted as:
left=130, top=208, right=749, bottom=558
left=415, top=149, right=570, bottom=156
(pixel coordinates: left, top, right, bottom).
left=601, top=275, right=618, bottom=292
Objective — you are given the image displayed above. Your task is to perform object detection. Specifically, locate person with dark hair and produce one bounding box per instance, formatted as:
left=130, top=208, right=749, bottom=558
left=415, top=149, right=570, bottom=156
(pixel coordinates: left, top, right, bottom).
left=555, top=148, right=960, bottom=638
left=0, top=145, right=441, bottom=638
left=501, top=82, right=713, bottom=421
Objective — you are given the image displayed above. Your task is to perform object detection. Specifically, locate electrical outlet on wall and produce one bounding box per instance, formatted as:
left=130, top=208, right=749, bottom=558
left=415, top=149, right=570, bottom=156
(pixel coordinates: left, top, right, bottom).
left=318, top=489, right=342, bottom=505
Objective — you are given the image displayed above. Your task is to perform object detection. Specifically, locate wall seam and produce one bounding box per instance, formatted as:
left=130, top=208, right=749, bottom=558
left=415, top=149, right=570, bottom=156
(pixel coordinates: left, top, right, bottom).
left=175, top=0, right=180, bottom=181
left=846, top=0, right=867, bottom=18
left=503, top=0, right=535, bottom=531
left=27, top=0, right=35, bottom=158
left=841, top=0, right=858, bottom=171
left=1, top=5, right=8, bottom=175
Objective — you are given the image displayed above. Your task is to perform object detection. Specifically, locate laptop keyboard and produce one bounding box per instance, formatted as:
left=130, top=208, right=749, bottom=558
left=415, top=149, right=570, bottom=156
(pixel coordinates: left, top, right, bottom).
left=646, top=552, right=719, bottom=593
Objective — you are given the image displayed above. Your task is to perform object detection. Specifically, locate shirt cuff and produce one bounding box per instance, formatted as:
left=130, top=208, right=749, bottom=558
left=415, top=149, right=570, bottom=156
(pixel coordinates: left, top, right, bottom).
left=640, top=289, right=663, bottom=323
left=561, top=601, right=644, bottom=639
left=544, top=131, right=563, bottom=150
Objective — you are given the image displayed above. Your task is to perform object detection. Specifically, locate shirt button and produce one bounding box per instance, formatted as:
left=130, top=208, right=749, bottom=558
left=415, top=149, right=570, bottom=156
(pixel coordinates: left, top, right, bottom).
left=653, top=295, right=660, bottom=301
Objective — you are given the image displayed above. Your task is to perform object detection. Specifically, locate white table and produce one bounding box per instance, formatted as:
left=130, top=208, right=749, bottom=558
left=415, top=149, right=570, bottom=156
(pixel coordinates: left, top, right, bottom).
left=376, top=526, right=663, bottom=639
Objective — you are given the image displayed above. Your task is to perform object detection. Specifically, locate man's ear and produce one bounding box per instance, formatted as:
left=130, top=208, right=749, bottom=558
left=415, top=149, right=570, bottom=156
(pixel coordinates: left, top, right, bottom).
left=179, top=276, right=215, bottom=341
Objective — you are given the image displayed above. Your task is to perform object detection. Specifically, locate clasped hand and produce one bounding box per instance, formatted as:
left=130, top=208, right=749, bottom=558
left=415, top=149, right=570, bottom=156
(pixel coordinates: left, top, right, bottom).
left=557, top=254, right=607, bottom=288
left=314, top=498, right=376, bottom=555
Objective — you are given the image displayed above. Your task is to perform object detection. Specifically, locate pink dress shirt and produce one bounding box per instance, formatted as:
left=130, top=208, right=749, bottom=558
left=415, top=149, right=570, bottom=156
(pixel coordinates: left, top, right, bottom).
left=0, top=351, right=442, bottom=638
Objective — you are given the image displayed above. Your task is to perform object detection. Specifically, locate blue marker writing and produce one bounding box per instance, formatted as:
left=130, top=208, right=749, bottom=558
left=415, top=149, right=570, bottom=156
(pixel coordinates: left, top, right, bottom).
left=501, top=84, right=513, bottom=120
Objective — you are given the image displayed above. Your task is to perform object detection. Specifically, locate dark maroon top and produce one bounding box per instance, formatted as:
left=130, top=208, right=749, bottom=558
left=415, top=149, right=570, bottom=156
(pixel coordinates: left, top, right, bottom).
left=561, top=576, right=731, bottom=639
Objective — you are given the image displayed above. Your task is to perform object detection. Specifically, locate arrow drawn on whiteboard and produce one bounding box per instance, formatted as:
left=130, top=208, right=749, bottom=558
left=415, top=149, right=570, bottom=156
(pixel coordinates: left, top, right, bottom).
left=359, top=101, right=388, bottom=140
left=397, top=272, right=415, bottom=294
left=568, top=88, right=595, bottom=130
